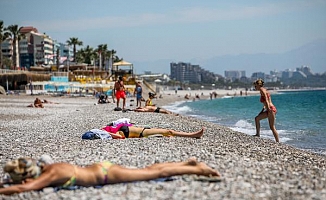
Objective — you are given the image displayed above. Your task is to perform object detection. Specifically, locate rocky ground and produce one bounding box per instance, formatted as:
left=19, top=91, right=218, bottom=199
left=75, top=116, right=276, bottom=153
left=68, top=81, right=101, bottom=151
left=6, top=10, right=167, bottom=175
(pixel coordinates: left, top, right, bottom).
left=0, top=94, right=325, bottom=200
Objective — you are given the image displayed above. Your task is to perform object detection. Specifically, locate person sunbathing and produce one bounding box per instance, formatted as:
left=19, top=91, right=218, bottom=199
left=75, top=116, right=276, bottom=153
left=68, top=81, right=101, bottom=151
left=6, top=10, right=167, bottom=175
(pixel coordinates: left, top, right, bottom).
left=0, top=157, right=220, bottom=195
left=101, top=124, right=205, bottom=139
left=133, top=106, right=177, bottom=115
left=27, top=98, right=44, bottom=108
left=132, top=92, right=178, bottom=115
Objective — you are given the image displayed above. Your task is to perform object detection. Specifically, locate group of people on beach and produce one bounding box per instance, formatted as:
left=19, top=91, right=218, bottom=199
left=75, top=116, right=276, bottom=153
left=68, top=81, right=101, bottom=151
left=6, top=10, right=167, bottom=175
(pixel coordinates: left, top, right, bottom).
left=2, top=78, right=281, bottom=195
left=0, top=120, right=218, bottom=195
left=111, top=76, right=177, bottom=115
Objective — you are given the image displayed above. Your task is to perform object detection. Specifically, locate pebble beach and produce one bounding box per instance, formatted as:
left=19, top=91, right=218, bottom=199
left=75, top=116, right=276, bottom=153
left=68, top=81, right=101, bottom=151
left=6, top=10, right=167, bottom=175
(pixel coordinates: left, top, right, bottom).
left=0, top=94, right=325, bottom=200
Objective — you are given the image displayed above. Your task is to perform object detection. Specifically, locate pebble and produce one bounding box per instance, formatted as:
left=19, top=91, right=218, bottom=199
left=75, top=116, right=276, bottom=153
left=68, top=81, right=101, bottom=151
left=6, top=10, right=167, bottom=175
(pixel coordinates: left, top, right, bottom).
left=0, top=95, right=325, bottom=199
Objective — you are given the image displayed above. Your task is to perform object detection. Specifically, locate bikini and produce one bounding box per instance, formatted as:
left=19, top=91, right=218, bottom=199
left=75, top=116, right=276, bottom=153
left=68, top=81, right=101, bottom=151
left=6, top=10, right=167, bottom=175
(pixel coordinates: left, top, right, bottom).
left=260, top=93, right=277, bottom=113
left=98, top=161, right=113, bottom=185
left=119, top=126, right=151, bottom=138
left=61, top=166, right=77, bottom=188
left=61, top=161, right=113, bottom=188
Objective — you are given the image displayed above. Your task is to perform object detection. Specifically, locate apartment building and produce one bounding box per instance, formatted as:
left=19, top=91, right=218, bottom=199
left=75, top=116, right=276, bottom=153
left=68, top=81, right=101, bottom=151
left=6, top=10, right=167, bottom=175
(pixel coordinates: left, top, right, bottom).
left=170, top=62, right=201, bottom=83
left=18, top=26, right=54, bottom=68
left=170, top=62, right=217, bottom=84
left=224, top=70, right=246, bottom=81
left=1, top=38, right=13, bottom=61
left=1, top=26, right=74, bottom=69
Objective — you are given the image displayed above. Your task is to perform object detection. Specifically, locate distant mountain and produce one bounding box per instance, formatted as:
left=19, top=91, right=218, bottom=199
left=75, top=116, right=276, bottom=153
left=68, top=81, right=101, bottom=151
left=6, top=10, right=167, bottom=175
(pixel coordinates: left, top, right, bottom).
left=132, top=39, right=326, bottom=76
left=203, top=39, right=326, bottom=76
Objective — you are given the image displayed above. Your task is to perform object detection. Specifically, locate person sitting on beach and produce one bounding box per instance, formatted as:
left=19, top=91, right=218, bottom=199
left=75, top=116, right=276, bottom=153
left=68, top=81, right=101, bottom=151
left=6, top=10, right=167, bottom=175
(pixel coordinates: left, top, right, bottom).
left=253, top=79, right=279, bottom=142
left=27, top=98, right=44, bottom=108
left=0, top=156, right=220, bottom=195
left=98, top=93, right=110, bottom=104
left=101, top=123, right=205, bottom=139
left=145, top=92, right=157, bottom=106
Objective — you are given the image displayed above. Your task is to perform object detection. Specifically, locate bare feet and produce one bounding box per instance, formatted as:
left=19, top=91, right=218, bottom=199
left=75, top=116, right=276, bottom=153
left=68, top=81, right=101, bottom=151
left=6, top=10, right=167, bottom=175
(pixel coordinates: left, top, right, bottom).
left=253, top=134, right=260, bottom=137
left=198, top=162, right=220, bottom=177
left=192, top=127, right=205, bottom=138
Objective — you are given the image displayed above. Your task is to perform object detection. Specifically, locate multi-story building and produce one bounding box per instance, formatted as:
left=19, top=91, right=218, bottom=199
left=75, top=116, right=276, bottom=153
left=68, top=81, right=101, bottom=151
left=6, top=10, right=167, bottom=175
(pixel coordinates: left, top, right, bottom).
left=224, top=70, right=246, bottom=81
left=251, top=72, right=265, bottom=80
left=170, top=62, right=201, bottom=83
left=1, top=26, right=73, bottom=70
left=170, top=62, right=217, bottom=84
left=1, top=38, right=13, bottom=65
left=297, top=65, right=314, bottom=76
left=19, top=26, right=54, bottom=68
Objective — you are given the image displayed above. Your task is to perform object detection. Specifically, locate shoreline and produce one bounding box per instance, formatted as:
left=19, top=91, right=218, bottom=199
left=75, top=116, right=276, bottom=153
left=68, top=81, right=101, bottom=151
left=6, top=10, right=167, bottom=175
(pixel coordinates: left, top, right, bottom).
left=0, top=94, right=326, bottom=199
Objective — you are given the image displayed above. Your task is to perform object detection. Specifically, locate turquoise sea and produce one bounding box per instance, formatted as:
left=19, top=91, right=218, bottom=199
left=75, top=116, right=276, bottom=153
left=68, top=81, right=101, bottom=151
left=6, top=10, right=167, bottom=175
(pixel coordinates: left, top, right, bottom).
left=164, top=89, right=326, bottom=156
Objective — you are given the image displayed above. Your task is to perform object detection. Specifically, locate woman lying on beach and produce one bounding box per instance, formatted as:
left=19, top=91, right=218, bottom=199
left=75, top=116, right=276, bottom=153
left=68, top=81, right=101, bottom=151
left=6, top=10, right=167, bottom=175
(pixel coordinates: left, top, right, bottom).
left=0, top=157, right=220, bottom=195
left=253, top=79, right=279, bottom=142
left=132, top=92, right=178, bottom=115
left=101, top=123, right=204, bottom=139
left=133, top=106, right=178, bottom=115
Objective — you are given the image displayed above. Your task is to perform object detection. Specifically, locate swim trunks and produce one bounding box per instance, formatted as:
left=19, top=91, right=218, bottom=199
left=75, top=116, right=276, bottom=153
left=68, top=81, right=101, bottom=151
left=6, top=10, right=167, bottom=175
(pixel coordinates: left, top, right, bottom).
left=116, top=90, right=126, bottom=99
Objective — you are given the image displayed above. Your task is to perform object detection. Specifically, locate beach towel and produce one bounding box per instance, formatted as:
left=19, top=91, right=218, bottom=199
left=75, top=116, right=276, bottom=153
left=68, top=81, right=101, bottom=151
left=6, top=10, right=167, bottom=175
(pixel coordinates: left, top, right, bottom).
left=53, top=177, right=176, bottom=192
left=82, top=129, right=112, bottom=140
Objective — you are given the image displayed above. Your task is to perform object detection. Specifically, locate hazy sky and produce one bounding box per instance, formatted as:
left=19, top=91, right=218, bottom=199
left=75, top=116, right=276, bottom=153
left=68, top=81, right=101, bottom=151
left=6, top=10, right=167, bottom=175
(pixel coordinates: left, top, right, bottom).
left=1, top=0, right=326, bottom=74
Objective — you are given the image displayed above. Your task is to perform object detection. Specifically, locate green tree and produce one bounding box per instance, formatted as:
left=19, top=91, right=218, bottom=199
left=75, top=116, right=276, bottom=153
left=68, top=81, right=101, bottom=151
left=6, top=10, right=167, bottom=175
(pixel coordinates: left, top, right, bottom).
left=4, top=24, right=22, bottom=69
left=96, top=44, right=108, bottom=71
left=66, top=37, right=83, bottom=62
left=0, top=20, right=10, bottom=68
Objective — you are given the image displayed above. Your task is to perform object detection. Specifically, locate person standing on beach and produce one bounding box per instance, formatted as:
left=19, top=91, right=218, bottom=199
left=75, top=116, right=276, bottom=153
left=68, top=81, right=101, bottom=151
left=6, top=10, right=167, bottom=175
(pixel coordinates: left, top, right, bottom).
left=113, top=76, right=126, bottom=110
left=253, top=79, right=279, bottom=142
left=29, top=80, right=33, bottom=95
left=134, top=81, right=143, bottom=107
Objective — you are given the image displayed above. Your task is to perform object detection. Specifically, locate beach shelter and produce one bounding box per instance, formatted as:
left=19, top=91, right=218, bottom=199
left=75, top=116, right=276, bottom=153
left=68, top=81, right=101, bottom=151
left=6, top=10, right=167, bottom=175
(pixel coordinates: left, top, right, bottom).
left=112, top=60, right=133, bottom=71
left=112, top=60, right=134, bottom=79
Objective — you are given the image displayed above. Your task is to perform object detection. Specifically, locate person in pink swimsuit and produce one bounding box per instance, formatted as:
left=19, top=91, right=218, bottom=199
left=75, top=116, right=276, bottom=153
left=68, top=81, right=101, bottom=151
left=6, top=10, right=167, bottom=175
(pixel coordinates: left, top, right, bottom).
left=253, top=79, right=279, bottom=142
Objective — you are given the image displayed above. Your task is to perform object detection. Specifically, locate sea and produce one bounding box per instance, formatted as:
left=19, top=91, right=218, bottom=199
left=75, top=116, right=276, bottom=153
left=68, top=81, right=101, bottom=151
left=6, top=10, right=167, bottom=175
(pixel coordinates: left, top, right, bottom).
left=163, top=89, right=326, bottom=156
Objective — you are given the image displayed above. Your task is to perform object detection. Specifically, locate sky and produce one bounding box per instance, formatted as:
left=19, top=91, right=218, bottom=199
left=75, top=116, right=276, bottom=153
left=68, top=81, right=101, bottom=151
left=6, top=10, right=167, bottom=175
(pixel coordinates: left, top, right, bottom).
left=1, top=0, right=326, bottom=74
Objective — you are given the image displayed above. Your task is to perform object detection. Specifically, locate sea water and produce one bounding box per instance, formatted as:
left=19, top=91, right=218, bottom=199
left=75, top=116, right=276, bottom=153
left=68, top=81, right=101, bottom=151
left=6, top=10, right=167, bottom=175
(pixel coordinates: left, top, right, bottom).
left=163, top=90, right=326, bottom=155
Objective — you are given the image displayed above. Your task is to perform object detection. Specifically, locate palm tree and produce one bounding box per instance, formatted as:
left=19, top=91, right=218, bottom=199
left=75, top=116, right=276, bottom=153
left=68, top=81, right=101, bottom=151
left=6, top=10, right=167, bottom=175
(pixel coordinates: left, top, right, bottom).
left=66, top=37, right=83, bottom=62
left=110, top=49, right=122, bottom=62
left=76, top=45, right=95, bottom=65
left=0, top=20, right=9, bottom=68
left=96, top=44, right=109, bottom=71
left=5, top=24, right=22, bottom=70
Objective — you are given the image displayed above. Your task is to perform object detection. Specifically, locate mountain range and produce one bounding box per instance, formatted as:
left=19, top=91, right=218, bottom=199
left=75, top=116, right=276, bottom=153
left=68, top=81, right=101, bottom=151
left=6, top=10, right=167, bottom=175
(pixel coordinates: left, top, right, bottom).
left=132, top=39, right=326, bottom=76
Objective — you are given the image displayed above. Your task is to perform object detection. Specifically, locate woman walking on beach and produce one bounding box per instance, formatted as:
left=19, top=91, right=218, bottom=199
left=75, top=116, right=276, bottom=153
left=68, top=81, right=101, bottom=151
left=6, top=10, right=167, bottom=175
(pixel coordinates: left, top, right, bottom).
left=253, top=79, right=279, bottom=142
left=0, top=157, right=220, bottom=195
